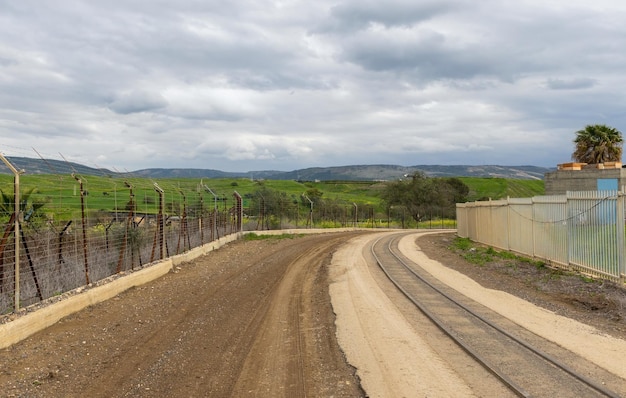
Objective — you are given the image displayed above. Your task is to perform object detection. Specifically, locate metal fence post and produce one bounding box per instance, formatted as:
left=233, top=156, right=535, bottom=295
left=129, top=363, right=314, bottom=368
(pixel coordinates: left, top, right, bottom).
left=203, top=185, right=218, bottom=239
left=153, top=183, right=166, bottom=261
left=233, top=191, right=243, bottom=232
left=531, top=197, right=536, bottom=258
left=616, top=187, right=626, bottom=283
left=0, top=154, right=22, bottom=311
left=72, top=174, right=90, bottom=285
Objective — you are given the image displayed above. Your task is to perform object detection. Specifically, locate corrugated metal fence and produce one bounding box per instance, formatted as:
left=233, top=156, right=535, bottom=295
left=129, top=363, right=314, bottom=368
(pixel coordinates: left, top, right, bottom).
left=457, top=190, right=626, bottom=283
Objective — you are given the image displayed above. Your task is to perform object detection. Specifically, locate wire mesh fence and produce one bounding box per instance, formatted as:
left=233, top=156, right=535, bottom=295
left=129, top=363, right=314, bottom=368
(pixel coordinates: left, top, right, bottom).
left=0, top=147, right=457, bottom=314
left=0, top=153, right=244, bottom=314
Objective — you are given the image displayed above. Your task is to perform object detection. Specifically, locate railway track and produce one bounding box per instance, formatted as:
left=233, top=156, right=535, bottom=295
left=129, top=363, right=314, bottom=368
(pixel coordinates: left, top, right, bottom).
left=371, top=233, right=625, bottom=398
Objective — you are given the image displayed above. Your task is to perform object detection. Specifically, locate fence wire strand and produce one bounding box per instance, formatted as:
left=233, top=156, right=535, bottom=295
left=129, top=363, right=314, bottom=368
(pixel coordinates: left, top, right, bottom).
left=0, top=150, right=244, bottom=313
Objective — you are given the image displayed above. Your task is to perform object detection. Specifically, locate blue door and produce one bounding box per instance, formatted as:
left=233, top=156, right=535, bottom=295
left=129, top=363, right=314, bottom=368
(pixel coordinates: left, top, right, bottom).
left=596, top=178, right=618, bottom=224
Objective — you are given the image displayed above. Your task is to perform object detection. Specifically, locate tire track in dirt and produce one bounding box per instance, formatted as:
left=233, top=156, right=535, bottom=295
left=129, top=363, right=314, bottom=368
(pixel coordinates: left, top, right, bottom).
left=230, top=234, right=362, bottom=397
left=0, top=233, right=365, bottom=398
left=81, top=240, right=294, bottom=397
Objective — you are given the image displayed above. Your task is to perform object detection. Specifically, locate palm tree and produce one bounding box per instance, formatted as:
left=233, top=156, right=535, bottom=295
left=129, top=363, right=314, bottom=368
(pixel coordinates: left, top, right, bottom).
left=572, top=124, right=623, bottom=164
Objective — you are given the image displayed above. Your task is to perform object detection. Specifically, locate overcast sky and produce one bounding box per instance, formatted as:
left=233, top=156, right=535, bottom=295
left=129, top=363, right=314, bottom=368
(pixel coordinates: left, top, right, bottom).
left=1, top=0, right=625, bottom=172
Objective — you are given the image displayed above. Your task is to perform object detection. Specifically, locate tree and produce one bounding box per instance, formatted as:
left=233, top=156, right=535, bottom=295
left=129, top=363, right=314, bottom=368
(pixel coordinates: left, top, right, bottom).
left=380, top=172, right=469, bottom=222
left=441, top=177, right=470, bottom=204
left=572, top=124, right=623, bottom=164
left=249, top=186, right=291, bottom=229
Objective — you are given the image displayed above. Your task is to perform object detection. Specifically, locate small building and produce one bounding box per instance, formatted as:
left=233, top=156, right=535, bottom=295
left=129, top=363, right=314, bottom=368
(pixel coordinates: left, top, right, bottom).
left=544, top=162, right=625, bottom=195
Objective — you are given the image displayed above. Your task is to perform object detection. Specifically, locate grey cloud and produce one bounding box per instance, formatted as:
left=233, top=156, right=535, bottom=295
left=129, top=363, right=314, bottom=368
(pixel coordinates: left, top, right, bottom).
left=228, top=71, right=339, bottom=91
left=1, top=0, right=625, bottom=172
left=0, top=56, right=16, bottom=67
left=546, top=78, right=597, bottom=90
left=2, top=2, right=300, bottom=92
left=108, top=90, right=168, bottom=114
left=316, top=0, right=457, bottom=33
left=338, top=29, right=497, bottom=81
left=321, top=1, right=626, bottom=86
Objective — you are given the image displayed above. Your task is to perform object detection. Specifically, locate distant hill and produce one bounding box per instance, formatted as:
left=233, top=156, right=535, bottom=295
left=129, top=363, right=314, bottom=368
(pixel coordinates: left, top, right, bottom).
left=260, top=165, right=549, bottom=181
left=0, top=156, right=116, bottom=176
left=0, top=156, right=552, bottom=180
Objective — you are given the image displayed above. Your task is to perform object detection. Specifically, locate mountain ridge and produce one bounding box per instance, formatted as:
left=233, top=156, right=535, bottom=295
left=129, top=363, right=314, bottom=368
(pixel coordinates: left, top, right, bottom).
left=0, top=156, right=552, bottom=180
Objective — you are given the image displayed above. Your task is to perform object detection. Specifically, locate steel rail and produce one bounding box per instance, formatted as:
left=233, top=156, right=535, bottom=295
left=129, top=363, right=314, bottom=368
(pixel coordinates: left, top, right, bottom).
left=370, top=233, right=621, bottom=398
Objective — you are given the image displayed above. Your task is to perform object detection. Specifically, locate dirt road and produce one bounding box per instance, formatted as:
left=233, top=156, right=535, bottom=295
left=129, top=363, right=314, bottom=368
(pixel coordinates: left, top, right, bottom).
left=1, top=229, right=625, bottom=397
left=0, top=233, right=365, bottom=397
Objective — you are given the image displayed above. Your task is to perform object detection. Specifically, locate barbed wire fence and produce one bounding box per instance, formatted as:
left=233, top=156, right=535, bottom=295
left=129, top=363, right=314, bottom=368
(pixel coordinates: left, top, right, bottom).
left=0, top=145, right=456, bottom=314
left=0, top=147, right=243, bottom=314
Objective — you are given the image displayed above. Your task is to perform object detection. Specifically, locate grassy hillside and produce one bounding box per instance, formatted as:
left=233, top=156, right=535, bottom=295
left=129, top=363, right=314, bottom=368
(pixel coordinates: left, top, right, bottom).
left=0, top=174, right=544, bottom=221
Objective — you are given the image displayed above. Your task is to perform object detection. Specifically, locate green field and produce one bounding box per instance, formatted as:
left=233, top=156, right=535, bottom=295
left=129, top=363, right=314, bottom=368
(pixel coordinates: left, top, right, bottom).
left=0, top=174, right=545, bottom=220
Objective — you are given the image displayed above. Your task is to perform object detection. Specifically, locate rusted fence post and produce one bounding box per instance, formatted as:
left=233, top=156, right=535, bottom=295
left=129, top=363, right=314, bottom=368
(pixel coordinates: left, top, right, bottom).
left=176, top=190, right=190, bottom=253
left=151, top=183, right=165, bottom=262
left=233, top=191, right=243, bottom=232
left=203, top=185, right=218, bottom=240
left=117, top=182, right=134, bottom=273
left=72, top=174, right=90, bottom=285
left=198, top=191, right=204, bottom=245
